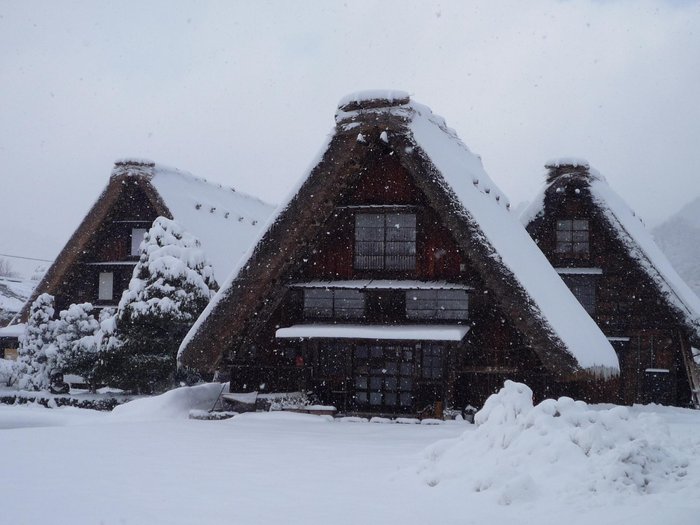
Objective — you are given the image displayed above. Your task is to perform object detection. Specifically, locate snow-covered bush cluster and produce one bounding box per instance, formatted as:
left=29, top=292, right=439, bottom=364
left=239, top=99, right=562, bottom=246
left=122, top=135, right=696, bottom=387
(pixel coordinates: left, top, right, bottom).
left=419, top=381, right=689, bottom=504
left=12, top=217, right=217, bottom=394
left=0, top=357, right=14, bottom=386
left=14, top=294, right=104, bottom=391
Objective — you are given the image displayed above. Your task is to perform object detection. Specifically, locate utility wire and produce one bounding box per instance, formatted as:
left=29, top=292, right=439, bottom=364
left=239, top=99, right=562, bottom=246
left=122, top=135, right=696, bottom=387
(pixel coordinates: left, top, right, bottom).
left=0, top=252, right=54, bottom=263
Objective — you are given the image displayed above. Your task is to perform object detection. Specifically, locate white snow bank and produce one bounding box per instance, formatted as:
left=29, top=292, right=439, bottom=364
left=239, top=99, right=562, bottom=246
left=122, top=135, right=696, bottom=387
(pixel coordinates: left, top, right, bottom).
left=110, top=382, right=226, bottom=420
left=418, top=381, right=691, bottom=504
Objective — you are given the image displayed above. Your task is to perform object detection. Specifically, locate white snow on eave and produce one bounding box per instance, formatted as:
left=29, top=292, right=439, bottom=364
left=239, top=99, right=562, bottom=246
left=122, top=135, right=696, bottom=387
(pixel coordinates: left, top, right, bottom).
left=337, top=89, right=410, bottom=108
left=589, top=179, right=700, bottom=338
left=406, top=103, right=619, bottom=373
left=149, top=165, right=274, bottom=284
left=276, top=324, right=470, bottom=341
left=178, top=130, right=338, bottom=361
left=0, top=322, right=26, bottom=337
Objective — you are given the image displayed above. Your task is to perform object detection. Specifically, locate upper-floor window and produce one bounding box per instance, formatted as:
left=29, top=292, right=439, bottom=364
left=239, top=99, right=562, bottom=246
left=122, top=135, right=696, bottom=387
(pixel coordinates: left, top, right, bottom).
left=555, top=219, right=589, bottom=255
left=98, top=272, right=114, bottom=301
left=405, top=289, right=469, bottom=320
left=130, top=228, right=148, bottom=256
left=561, top=275, right=596, bottom=315
left=354, top=213, right=416, bottom=271
left=303, top=288, right=365, bottom=319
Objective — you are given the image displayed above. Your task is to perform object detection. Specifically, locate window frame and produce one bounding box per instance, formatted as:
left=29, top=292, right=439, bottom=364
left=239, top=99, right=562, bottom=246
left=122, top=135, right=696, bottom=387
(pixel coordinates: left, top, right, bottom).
left=560, top=274, right=597, bottom=315
left=555, top=219, right=589, bottom=256
left=354, top=212, right=417, bottom=271
left=303, top=288, right=365, bottom=320
left=130, top=228, right=148, bottom=256
left=405, top=289, right=469, bottom=321
left=98, top=271, right=114, bottom=301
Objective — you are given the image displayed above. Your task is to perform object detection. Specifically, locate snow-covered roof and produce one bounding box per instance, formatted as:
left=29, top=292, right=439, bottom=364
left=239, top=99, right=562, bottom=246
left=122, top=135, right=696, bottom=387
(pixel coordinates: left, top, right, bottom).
left=522, top=162, right=700, bottom=341
left=276, top=324, right=470, bottom=341
left=0, top=277, right=35, bottom=325
left=180, top=92, right=619, bottom=376
left=0, top=322, right=26, bottom=338
left=114, top=160, right=274, bottom=283
left=397, top=100, right=616, bottom=372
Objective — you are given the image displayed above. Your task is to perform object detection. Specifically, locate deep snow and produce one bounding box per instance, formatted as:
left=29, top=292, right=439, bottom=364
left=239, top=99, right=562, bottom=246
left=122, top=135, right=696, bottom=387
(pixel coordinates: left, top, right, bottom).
left=1, top=383, right=699, bottom=525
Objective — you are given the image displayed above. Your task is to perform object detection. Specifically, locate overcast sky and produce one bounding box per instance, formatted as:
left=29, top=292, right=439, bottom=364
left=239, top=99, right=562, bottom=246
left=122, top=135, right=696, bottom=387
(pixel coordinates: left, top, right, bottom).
left=2, top=0, right=699, bottom=276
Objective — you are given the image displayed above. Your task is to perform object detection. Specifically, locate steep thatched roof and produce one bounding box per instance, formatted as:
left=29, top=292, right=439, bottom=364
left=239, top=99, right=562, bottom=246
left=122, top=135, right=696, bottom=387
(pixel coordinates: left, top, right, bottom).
left=179, top=92, right=618, bottom=378
left=522, top=159, right=700, bottom=345
left=13, top=159, right=272, bottom=324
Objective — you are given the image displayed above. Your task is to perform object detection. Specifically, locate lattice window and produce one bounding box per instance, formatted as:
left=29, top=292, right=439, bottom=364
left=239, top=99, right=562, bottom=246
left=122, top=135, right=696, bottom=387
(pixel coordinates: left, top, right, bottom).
left=406, top=289, right=469, bottom=320
left=354, top=213, right=416, bottom=270
left=561, top=275, right=596, bottom=315
left=303, top=288, right=365, bottom=319
left=353, top=345, right=414, bottom=409
left=555, top=219, right=589, bottom=255
left=422, top=344, right=445, bottom=380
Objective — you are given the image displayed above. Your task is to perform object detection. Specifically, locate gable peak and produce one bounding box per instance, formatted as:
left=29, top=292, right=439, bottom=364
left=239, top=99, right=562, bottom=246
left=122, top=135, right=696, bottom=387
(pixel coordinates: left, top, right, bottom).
left=112, top=158, right=156, bottom=179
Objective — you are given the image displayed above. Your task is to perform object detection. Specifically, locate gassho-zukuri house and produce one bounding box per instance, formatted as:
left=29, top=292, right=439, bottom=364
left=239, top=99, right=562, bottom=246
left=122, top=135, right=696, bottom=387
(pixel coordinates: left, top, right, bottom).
left=522, top=160, right=700, bottom=408
left=178, top=91, right=621, bottom=417
left=2, top=160, right=274, bottom=355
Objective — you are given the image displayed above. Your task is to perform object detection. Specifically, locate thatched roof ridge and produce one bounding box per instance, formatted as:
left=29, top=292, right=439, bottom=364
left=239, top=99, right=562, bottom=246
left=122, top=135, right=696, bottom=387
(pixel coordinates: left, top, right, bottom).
left=12, top=163, right=170, bottom=324
left=12, top=160, right=273, bottom=325
left=179, top=94, right=619, bottom=378
left=523, top=161, right=700, bottom=344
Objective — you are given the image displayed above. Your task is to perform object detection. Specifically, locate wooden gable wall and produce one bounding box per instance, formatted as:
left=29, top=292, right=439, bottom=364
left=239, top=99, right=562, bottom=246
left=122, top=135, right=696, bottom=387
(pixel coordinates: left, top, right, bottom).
left=296, top=153, right=462, bottom=281
left=51, top=183, right=162, bottom=313
left=219, top=147, right=564, bottom=413
left=527, top=179, right=693, bottom=406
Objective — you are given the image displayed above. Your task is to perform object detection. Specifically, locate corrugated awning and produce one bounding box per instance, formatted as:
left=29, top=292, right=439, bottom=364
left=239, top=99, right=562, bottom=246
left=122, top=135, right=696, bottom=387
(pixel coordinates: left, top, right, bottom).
left=275, top=324, right=470, bottom=341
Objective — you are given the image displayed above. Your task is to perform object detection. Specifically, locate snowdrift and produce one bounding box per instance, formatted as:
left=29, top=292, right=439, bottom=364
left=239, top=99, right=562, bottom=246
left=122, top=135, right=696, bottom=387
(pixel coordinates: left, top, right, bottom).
left=110, top=382, right=225, bottom=420
left=419, top=381, right=690, bottom=505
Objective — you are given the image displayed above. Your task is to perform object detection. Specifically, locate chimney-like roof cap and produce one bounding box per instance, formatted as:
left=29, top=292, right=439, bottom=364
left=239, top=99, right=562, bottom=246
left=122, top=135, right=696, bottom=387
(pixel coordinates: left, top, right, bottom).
left=111, top=158, right=156, bottom=179
left=544, top=157, right=591, bottom=183
left=337, top=89, right=411, bottom=112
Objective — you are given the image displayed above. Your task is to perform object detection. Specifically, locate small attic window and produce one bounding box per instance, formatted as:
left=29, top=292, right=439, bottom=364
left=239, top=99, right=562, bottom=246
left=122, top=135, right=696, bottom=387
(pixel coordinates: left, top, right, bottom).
left=354, top=213, right=416, bottom=271
left=555, top=219, right=589, bottom=255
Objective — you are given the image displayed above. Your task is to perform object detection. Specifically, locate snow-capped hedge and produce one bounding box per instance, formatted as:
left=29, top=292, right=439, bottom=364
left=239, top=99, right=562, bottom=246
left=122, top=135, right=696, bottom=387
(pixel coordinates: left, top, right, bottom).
left=419, top=381, right=689, bottom=504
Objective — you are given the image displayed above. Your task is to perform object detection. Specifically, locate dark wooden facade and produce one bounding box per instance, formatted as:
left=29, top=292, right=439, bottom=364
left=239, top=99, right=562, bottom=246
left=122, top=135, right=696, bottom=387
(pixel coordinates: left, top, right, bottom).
left=223, top=156, right=557, bottom=416
left=15, top=161, right=173, bottom=323
left=180, top=96, right=614, bottom=417
left=525, top=163, right=699, bottom=407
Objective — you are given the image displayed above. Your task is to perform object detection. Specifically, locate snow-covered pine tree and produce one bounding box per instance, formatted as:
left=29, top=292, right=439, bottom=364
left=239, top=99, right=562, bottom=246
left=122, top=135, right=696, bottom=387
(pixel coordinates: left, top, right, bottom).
left=52, top=302, right=100, bottom=384
left=16, top=293, right=56, bottom=391
left=90, top=307, right=124, bottom=390
left=113, top=217, right=218, bottom=393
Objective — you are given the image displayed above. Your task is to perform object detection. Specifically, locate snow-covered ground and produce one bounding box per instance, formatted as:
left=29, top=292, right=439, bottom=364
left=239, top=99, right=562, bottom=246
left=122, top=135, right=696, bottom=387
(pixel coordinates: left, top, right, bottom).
left=1, top=383, right=699, bottom=525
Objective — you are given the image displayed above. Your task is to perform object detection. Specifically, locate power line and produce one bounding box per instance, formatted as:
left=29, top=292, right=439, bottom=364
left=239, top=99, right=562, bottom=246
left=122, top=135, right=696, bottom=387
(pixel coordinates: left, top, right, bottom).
left=0, top=252, right=54, bottom=263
